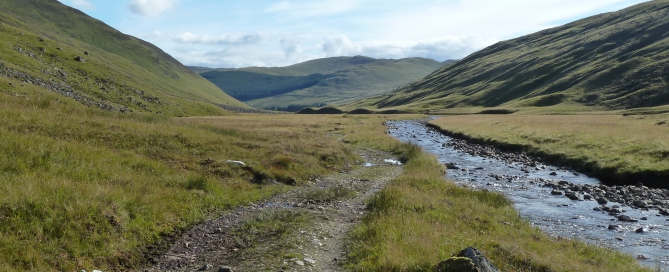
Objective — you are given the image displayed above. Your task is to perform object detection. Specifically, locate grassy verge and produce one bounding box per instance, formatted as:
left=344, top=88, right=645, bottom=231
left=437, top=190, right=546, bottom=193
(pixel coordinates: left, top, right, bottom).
left=0, top=90, right=361, bottom=271
left=429, top=114, right=669, bottom=188
left=346, top=141, right=650, bottom=271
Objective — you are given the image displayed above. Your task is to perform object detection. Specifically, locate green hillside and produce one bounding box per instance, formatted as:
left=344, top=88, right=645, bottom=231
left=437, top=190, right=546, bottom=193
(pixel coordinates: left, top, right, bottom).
left=194, top=56, right=446, bottom=110
left=355, top=0, right=669, bottom=112
left=0, top=0, right=247, bottom=116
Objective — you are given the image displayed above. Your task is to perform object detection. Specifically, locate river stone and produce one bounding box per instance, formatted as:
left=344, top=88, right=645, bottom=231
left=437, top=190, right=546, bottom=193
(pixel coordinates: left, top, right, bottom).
left=445, top=163, right=459, bottom=170
left=593, top=207, right=603, bottom=211
left=565, top=192, right=580, bottom=201
left=597, top=197, right=608, bottom=205
left=635, top=227, right=645, bottom=233
left=618, top=215, right=638, bottom=222
left=551, top=190, right=563, bottom=195
left=608, top=224, right=621, bottom=230
left=633, top=200, right=648, bottom=208
left=435, top=247, right=500, bottom=272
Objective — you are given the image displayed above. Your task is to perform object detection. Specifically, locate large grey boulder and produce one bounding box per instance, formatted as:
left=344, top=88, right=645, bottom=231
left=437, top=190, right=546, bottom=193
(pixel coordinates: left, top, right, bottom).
left=434, top=247, right=500, bottom=272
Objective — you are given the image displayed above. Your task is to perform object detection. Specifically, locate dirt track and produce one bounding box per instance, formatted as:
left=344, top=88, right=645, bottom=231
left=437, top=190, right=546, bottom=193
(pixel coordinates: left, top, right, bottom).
left=142, top=148, right=402, bottom=272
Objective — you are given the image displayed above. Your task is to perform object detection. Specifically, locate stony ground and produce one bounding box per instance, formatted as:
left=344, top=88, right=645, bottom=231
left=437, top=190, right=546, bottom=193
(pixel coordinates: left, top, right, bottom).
left=142, top=148, right=402, bottom=272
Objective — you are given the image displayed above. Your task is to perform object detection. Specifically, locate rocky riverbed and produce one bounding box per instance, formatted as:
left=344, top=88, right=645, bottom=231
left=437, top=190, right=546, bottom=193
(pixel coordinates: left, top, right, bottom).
left=387, top=119, right=669, bottom=270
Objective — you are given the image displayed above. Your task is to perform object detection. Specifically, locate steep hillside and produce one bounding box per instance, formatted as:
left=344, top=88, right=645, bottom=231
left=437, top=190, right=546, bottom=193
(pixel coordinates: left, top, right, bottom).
left=195, top=56, right=446, bottom=110
left=0, top=0, right=247, bottom=116
left=359, top=0, right=669, bottom=112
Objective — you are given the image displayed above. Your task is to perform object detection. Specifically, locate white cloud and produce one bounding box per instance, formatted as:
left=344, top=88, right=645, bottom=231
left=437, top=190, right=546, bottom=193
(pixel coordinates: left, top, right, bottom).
left=321, top=35, right=360, bottom=57
left=127, top=0, right=176, bottom=17
left=71, top=0, right=93, bottom=9
left=280, top=36, right=304, bottom=60
left=265, top=0, right=357, bottom=17
left=320, top=35, right=494, bottom=61
left=174, top=32, right=266, bottom=45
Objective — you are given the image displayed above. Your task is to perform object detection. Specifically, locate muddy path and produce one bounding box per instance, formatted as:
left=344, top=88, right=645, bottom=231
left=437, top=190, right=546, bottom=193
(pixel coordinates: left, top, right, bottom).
left=142, top=148, right=401, bottom=272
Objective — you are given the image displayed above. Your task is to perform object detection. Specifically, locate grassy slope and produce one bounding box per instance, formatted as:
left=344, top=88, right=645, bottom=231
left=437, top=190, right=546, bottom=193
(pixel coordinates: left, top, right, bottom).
left=429, top=114, right=669, bottom=187
left=195, top=56, right=444, bottom=109
left=0, top=0, right=247, bottom=115
left=0, top=88, right=357, bottom=271
left=357, top=0, right=669, bottom=112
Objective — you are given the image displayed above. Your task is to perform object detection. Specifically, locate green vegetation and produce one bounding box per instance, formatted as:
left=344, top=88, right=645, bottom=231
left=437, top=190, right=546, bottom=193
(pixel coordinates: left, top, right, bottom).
left=0, top=88, right=360, bottom=270
left=354, top=0, right=669, bottom=113
left=0, top=0, right=246, bottom=116
left=193, top=56, right=445, bottom=110
left=430, top=114, right=669, bottom=187
left=346, top=141, right=649, bottom=271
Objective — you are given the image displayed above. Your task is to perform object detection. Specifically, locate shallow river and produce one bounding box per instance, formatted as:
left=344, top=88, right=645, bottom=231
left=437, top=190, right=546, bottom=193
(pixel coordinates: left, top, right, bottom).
left=386, top=120, right=669, bottom=270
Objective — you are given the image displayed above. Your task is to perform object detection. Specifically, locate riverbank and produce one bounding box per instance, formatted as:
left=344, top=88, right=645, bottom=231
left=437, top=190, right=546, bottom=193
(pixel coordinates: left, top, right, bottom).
left=428, top=114, right=669, bottom=188
left=345, top=120, right=650, bottom=271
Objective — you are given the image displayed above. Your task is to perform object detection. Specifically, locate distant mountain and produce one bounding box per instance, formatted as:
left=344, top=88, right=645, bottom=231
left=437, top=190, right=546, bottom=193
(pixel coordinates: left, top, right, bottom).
left=357, top=1, right=669, bottom=112
left=191, top=56, right=447, bottom=110
left=0, top=0, right=247, bottom=116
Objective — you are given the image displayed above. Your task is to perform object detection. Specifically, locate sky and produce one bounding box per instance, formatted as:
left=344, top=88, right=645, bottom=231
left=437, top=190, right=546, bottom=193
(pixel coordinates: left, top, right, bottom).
left=57, top=0, right=649, bottom=68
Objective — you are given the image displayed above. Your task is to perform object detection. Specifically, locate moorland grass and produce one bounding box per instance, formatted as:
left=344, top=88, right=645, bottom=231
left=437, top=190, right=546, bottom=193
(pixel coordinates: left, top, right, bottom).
left=430, top=114, right=669, bottom=187
left=0, top=91, right=359, bottom=271
left=346, top=141, right=650, bottom=271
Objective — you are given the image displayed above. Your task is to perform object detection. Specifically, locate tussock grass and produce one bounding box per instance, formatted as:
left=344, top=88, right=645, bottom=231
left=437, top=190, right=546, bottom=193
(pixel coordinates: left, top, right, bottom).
left=347, top=142, right=649, bottom=271
left=0, top=92, right=358, bottom=271
left=430, top=114, right=669, bottom=187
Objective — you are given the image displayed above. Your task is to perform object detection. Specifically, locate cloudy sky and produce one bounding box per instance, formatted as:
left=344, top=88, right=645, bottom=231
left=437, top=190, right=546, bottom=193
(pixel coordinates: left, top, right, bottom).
left=58, top=0, right=648, bottom=68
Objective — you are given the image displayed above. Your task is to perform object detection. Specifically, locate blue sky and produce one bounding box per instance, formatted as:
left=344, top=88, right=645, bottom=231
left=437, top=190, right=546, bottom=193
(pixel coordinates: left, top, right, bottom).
left=58, top=0, right=649, bottom=68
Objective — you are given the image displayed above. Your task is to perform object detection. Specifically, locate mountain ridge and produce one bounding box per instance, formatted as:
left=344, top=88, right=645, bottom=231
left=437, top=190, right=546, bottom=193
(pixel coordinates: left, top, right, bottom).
left=355, top=0, right=669, bottom=112
left=191, top=56, right=451, bottom=110
left=0, top=0, right=247, bottom=115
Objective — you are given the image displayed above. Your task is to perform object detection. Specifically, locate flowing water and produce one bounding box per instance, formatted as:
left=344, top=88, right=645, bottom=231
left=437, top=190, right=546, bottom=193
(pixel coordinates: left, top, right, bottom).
left=386, top=120, right=669, bottom=270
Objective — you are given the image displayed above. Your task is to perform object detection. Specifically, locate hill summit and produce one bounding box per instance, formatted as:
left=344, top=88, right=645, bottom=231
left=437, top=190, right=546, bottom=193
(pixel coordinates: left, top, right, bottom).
left=192, top=56, right=450, bottom=111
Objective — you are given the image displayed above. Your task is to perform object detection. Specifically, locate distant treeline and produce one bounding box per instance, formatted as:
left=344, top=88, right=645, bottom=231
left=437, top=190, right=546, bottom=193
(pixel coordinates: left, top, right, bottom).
left=201, top=70, right=325, bottom=101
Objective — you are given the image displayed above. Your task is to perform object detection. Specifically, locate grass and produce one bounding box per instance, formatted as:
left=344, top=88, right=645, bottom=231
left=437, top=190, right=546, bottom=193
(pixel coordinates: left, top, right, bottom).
left=0, top=89, right=360, bottom=271
left=429, top=114, right=669, bottom=187
left=0, top=85, right=652, bottom=271
left=346, top=142, right=650, bottom=272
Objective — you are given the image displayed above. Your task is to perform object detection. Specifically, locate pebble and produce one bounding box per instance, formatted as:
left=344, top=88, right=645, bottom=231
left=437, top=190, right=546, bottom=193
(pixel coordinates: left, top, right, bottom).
left=218, top=266, right=233, bottom=272
left=198, top=264, right=213, bottom=271
left=295, top=260, right=304, bottom=266
left=304, top=258, right=317, bottom=265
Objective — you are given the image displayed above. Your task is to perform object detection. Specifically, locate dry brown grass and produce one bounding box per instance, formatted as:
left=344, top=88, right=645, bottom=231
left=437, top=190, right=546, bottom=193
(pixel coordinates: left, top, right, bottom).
left=431, top=114, right=669, bottom=186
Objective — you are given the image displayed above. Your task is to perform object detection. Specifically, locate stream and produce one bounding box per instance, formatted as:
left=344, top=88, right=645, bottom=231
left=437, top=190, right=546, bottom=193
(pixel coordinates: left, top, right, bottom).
left=386, top=120, right=669, bottom=270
